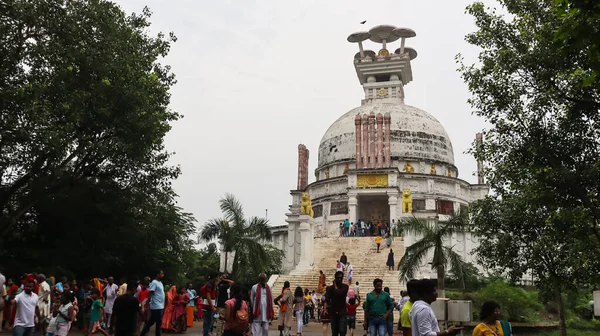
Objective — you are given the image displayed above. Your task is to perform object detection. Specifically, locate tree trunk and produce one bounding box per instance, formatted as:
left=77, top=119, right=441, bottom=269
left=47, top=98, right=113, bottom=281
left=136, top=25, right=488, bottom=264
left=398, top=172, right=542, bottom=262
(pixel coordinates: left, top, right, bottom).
left=555, top=285, right=567, bottom=336
left=224, top=251, right=228, bottom=273
left=437, top=266, right=445, bottom=298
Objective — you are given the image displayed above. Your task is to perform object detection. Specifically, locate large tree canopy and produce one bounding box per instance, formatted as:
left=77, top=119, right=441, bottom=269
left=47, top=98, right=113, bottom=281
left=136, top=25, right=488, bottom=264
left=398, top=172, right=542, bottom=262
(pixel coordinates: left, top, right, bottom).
left=0, top=0, right=196, bottom=281
left=460, top=1, right=600, bottom=335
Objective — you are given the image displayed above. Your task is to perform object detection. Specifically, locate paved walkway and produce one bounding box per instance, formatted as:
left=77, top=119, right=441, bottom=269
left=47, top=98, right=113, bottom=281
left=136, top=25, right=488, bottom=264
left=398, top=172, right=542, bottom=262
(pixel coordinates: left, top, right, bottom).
left=0, top=321, right=380, bottom=336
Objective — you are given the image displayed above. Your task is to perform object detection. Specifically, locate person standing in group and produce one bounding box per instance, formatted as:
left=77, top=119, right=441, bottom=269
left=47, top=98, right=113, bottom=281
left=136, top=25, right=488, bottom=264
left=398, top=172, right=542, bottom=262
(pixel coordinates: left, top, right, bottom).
left=215, top=273, right=234, bottom=336
left=410, top=279, right=462, bottom=336
left=317, top=271, right=326, bottom=294
left=386, top=249, right=395, bottom=271
left=87, top=288, right=109, bottom=336
left=293, top=287, right=305, bottom=336
left=340, top=253, right=348, bottom=267
left=46, top=291, right=76, bottom=336
left=383, top=287, right=396, bottom=336
left=345, top=296, right=360, bottom=336
left=37, top=274, right=52, bottom=335
left=303, top=289, right=313, bottom=324
left=375, top=235, right=383, bottom=253
left=110, top=282, right=140, bottom=336
left=323, top=271, right=349, bottom=336
left=346, top=263, right=353, bottom=285
left=103, top=277, right=119, bottom=330
left=137, top=278, right=151, bottom=336
left=364, top=279, right=393, bottom=336
left=140, top=270, right=166, bottom=336
left=319, top=293, right=330, bottom=336
left=250, top=273, right=274, bottom=336
left=9, top=280, right=40, bottom=336
left=200, top=273, right=218, bottom=336
left=472, top=301, right=511, bottom=336
left=336, top=261, right=344, bottom=273
left=117, top=278, right=128, bottom=297
left=223, top=284, right=249, bottom=336
left=343, top=219, right=350, bottom=237
left=274, top=281, right=293, bottom=336
left=186, top=283, right=196, bottom=329
left=397, top=290, right=409, bottom=333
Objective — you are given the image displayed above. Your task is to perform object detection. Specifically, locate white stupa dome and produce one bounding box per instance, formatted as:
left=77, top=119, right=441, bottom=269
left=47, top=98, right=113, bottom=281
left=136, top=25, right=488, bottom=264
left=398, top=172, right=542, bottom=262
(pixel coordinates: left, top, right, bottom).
left=318, top=102, right=454, bottom=168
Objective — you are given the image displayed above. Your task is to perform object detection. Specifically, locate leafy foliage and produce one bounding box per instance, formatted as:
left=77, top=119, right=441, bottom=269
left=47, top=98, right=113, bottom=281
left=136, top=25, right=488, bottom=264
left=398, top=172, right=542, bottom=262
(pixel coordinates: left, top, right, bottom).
left=460, top=1, right=600, bottom=334
left=181, top=243, right=220, bottom=288
left=395, top=214, right=469, bottom=297
left=447, top=262, right=484, bottom=292
left=475, top=280, right=542, bottom=322
left=200, top=194, right=282, bottom=281
left=0, top=0, right=195, bottom=282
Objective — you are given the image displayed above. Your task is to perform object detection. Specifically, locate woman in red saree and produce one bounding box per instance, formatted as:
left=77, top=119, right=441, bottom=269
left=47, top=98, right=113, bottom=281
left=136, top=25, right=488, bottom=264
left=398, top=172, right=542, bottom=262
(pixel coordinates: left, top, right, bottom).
left=162, top=286, right=177, bottom=331
left=2, top=279, right=19, bottom=329
left=171, top=288, right=189, bottom=333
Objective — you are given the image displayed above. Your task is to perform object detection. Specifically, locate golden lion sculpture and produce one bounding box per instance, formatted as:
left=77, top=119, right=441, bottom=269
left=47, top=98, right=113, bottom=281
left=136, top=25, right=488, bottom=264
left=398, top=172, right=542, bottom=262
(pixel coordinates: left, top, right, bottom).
left=402, top=189, right=412, bottom=213
left=301, top=192, right=314, bottom=217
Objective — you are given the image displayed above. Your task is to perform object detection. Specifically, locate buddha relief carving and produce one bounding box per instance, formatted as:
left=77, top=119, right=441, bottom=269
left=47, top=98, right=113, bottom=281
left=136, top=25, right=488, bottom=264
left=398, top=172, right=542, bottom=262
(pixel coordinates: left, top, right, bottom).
left=403, top=161, right=415, bottom=173
left=430, top=164, right=436, bottom=175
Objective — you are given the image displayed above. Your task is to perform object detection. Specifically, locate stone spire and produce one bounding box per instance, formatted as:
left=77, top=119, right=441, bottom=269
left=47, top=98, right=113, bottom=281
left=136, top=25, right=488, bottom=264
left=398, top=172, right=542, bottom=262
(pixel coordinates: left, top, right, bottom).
left=347, top=25, right=417, bottom=105
left=297, top=144, right=309, bottom=190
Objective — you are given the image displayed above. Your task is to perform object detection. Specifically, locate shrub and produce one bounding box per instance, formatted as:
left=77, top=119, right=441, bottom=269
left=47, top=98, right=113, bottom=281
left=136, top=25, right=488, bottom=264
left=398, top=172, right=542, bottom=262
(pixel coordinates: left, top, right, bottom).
left=475, top=279, right=542, bottom=322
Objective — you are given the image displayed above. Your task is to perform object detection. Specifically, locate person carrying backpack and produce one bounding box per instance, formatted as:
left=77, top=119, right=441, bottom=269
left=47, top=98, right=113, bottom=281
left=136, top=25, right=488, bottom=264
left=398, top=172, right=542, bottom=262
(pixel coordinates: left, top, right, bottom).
left=224, top=284, right=249, bottom=336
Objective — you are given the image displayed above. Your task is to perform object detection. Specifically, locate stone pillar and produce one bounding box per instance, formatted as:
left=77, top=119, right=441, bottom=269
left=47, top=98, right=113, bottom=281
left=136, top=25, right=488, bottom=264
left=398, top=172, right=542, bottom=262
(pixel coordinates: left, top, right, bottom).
left=348, top=196, right=358, bottom=224
left=362, top=114, right=369, bottom=168
left=376, top=113, right=384, bottom=168
left=388, top=192, right=399, bottom=224
left=355, top=115, right=362, bottom=168
left=369, top=112, right=376, bottom=168
left=384, top=113, right=391, bottom=167
left=297, top=144, right=309, bottom=190
left=295, top=215, right=315, bottom=271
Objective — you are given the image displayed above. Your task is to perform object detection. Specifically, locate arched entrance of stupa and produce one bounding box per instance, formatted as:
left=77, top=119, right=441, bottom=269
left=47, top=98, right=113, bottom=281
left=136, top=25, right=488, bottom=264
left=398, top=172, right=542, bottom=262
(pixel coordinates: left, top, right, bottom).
left=358, top=194, right=390, bottom=223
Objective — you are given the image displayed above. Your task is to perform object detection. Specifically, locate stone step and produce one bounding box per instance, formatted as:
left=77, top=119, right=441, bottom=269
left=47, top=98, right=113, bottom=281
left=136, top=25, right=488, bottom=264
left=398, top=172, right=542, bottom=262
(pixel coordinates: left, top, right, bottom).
left=270, top=237, right=406, bottom=322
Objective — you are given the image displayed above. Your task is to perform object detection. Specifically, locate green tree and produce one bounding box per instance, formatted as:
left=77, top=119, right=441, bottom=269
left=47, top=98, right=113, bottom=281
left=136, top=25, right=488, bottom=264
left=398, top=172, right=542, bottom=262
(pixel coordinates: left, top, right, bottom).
left=199, top=194, right=279, bottom=281
left=0, top=0, right=179, bottom=234
left=0, top=0, right=195, bottom=282
left=395, top=214, right=469, bottom=298
left=476, top=279, right=542, bottom=322
left=183, top=243, right=220, bottom=287
left=459, top=1, right=600, bottom=334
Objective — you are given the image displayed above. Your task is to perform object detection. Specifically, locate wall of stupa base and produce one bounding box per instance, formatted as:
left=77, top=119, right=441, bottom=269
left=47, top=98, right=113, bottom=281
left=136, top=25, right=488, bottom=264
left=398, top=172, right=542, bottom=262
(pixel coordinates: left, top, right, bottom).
left=314, top=159, right=468, bottom=183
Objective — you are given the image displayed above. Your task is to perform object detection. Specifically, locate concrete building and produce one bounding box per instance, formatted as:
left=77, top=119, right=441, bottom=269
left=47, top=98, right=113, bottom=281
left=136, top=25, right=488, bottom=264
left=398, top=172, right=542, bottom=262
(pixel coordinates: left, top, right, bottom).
left=270, top=24, right=489, bottom=275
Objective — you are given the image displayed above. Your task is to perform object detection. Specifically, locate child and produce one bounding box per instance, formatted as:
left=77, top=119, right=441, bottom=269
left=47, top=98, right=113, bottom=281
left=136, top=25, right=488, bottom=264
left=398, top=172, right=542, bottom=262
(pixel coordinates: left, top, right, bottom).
left=46, top=291, right=75, bottom=336
left=87, top=288, right=108, bottom=336
left=346, top=297, right=360, bottom=336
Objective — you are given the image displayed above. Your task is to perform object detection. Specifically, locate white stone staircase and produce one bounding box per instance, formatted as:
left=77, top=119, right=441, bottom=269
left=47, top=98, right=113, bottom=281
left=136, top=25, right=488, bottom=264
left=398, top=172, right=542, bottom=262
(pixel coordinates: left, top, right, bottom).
left=270, top=236, right=405, bottom=322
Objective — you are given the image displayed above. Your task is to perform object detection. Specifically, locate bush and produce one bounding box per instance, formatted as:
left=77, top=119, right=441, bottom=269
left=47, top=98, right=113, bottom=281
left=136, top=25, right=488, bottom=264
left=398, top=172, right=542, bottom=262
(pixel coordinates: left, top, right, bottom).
left=475, top=280, right=542, bottom=322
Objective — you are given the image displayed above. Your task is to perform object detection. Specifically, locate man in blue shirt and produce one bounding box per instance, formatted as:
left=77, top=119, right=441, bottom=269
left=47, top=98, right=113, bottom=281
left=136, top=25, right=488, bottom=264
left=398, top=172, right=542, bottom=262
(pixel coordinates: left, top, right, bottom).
left=140, top=270, right=165, bottom=336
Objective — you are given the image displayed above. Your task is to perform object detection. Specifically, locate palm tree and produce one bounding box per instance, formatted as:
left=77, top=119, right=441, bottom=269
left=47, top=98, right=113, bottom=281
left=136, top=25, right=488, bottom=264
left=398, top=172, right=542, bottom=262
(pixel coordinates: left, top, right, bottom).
left=395, top=213, right=468, bottom=298
left=199, top=193, right=273, bottom=280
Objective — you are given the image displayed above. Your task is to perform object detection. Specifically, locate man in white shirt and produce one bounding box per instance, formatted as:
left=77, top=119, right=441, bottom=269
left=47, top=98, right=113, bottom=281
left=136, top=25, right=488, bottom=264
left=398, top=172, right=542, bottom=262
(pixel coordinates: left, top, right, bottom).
left=409, top=279, right=461, bottom=336
left=36, top=274, right=51, bottom=323
left=10, top=280, right=40, bottom=336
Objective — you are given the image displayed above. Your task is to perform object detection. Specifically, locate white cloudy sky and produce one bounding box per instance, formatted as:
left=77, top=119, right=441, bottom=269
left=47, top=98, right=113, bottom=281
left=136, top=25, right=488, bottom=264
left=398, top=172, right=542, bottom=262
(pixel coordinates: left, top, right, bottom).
left=115, top=0, right=498, bottom=233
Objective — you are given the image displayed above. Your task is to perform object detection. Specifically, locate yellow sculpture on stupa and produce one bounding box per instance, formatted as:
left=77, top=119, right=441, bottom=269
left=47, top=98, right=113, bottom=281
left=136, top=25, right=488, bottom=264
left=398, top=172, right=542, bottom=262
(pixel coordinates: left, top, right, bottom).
left=402, top=189, right=412, bottom=213
left=301, top=192, right=314, bottom=217
left=403, top=161, right=415, bottom=173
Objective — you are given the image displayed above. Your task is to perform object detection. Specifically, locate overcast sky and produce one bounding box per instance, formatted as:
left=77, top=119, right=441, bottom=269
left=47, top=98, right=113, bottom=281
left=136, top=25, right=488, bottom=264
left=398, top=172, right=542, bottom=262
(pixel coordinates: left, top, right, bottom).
left=114, top=0, right=499, bottom=234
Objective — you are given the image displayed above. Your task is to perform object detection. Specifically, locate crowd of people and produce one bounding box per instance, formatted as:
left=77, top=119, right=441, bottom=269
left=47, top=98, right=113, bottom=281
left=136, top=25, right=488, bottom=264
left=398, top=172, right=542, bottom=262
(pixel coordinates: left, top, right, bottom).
left=0, top=270, right=248, bottom=336
left=1, top=268, right=512, bottom=336
left=338, top=220, right=396, bottom=238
